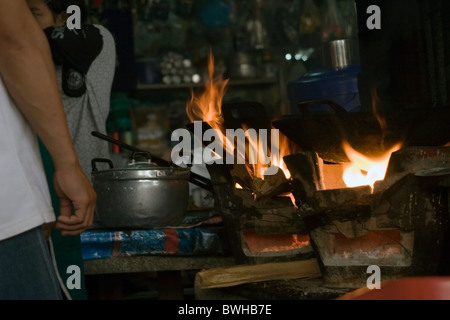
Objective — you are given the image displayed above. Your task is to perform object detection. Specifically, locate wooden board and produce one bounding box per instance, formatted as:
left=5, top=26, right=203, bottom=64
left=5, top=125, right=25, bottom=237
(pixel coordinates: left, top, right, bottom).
left=195, top=258, right=321, bottom=289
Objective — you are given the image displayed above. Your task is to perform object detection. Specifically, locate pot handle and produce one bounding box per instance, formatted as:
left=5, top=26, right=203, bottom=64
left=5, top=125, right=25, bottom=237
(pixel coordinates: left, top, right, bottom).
left=129, top=151, right=152, bottom=163
left=91, top=158, right=114, bottom=172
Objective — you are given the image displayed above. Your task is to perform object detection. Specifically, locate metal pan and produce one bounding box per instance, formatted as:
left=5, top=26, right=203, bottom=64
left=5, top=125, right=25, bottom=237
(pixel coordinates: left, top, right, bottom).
left=91, top=131, right=213, bottom=192
left=272, top=100, right=450, bottom=163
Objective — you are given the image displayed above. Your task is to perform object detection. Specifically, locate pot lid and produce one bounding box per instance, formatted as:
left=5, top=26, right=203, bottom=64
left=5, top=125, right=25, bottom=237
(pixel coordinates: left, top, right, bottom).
left=91, top=164, right=190, bottom=181
left=127, top=159, right=158, bottom=169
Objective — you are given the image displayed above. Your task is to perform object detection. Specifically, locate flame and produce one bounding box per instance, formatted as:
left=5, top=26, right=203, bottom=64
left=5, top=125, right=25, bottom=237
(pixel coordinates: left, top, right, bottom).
left=185, top=50, right=297, bottom=180
left=341, top=87, right=403, bottom=189
left=186, top=50, right=228, bottom=130
left=265, top=130, right=296, bottom=179
left=342, top=141, right=401, bottom=189
left=371, top=87, right=387, bottom=135
left=185, top=50, right=237, bottom=166
left=240, top=123, right=295, bottom=179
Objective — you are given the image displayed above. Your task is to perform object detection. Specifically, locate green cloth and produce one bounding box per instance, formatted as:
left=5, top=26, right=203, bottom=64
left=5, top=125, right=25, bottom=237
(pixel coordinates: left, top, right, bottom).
left=38, top=139, right=88, bottom=300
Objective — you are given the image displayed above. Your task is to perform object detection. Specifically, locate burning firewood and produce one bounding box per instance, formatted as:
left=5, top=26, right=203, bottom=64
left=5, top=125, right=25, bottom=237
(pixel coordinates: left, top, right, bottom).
left=230, top=164, right=291, bottom=200
left=251, top=166, right=291, bottom=200
left=229, top=164, right=254, bottom=190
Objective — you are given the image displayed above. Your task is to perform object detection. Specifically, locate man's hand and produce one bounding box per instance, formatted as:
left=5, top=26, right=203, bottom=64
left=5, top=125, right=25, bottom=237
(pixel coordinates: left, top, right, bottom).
left=53, top=165, right=97, bottom=236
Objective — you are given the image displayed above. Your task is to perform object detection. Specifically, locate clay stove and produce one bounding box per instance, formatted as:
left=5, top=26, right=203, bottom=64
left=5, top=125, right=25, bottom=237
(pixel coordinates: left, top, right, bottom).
left=271, top=101, right=450, bottom=288
left=186, top=101, right=313, bottom=265
left=283, top=146, right=450, bottom=288
left=203, top=161, right=313, bottom=265
left=182, top=34, right=450, bottom=287
left=185, top=90, right=450, bottom=289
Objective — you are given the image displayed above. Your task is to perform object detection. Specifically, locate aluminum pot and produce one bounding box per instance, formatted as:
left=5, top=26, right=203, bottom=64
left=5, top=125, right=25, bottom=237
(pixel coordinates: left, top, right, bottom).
left=90, top=152, right=190, bottom=229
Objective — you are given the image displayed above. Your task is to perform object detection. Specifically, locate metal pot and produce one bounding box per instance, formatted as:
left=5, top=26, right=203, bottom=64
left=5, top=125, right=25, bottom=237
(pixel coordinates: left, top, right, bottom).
left=90, top=152, right=190, bottom=229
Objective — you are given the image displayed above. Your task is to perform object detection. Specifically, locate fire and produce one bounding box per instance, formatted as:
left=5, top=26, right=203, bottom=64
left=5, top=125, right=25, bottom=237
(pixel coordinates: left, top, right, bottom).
left=241, top=123, right=295, bottom=179
left=185, top=50, right=296, bottom=180
left=266, top=131, right=296, bottom=179
left=340, top=86, right=404, bottom=189
left=185, top=51, right=228, bottom=130
left=342, top=141, right=401, bottom=188
left=341, top=86, right=403, bottom=189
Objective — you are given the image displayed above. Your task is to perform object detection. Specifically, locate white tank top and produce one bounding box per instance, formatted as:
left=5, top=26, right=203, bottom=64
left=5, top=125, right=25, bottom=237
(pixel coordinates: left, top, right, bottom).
left=0, top=76, right=55, bottom=241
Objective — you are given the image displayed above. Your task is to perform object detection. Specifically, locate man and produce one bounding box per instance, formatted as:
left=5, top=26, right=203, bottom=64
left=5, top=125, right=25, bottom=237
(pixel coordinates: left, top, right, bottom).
left=26, top=0, right=116, bottom=300
left=0, top=0, right=96, bottom=300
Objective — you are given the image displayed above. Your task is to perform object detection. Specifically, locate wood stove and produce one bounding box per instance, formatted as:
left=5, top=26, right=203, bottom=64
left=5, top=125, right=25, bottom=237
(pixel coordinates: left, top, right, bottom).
left=185, top=93, right=450, bottom=289
left=182, top=0, right=450, bottom=292
left=186, top=102, right=314, bottom=265
left=283, top=146, right=450, bottom=288
left=203, top=161, right=313, bottom=265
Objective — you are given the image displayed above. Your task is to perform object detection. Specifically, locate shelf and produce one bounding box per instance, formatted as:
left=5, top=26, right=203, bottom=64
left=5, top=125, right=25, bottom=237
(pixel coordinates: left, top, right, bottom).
left=136, top=77, right=278, bottom=91
left=84, top=255, right=235, bottom=274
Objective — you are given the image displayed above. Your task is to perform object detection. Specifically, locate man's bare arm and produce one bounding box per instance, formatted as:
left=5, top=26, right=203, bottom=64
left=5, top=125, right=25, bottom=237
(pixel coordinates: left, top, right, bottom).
left=0, top=0, right=96, bottom=235
left=0, top=0, right=76, bottom=162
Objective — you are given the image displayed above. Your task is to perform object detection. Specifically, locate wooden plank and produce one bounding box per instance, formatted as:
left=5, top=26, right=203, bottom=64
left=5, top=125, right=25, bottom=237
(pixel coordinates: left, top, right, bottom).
left=195, top=258, right=321, bottom=289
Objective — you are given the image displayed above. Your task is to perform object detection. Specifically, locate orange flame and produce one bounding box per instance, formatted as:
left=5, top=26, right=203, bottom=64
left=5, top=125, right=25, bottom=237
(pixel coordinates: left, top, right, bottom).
left=341, top=87, right=402, bottom=189
left=186, top=51, right=228, bottom=130
left=342, top=141, right=401, bottom=189
left=371, top=87, right=387, bottom=136
left=240, top=123, right=295, bottom=179
left=185, top=50, right=237, bottom=165
left=185, top=50, right=296, bottom=179
left=266, top=130, right=297, bottom=179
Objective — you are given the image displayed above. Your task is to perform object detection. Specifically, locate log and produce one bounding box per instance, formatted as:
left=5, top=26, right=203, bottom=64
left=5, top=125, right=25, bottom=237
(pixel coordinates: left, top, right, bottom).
left=195, top=258, right=321, bottom=289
